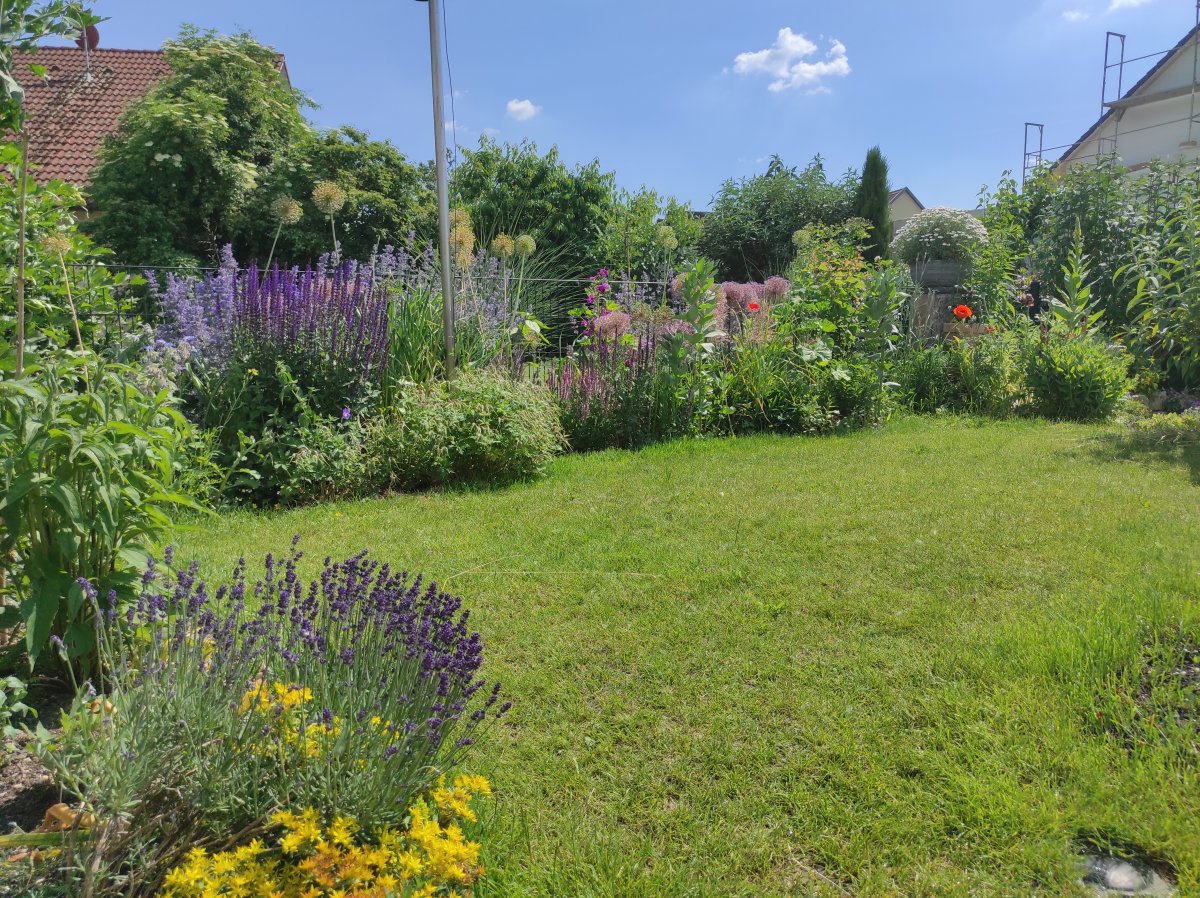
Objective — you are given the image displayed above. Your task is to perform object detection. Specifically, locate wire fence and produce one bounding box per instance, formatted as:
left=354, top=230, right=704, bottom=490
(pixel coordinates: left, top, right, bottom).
left=44, top=261, right=678, bottom=358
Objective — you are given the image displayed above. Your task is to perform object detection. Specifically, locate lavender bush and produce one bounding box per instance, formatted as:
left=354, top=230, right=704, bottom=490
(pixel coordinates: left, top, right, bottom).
left=37, top=539, right=508, bottom=897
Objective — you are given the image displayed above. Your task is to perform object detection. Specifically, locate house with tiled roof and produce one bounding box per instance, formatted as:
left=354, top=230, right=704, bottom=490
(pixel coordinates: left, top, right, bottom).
left=1058, top=21, right=1200, bottom=172
left=16, top=32, right=290, bottom=186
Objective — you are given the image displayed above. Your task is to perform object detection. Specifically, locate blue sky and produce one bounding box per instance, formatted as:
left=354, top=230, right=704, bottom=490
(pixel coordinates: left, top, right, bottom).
left=74, top=0, right=1188, bottom=209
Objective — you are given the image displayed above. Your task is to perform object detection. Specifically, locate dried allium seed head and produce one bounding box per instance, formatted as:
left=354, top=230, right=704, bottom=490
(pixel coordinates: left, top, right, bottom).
left=312, top=181, right=346, bottom=215
left=270, top=196, right=303, bottom=225
left=450, top=223, right=475, bottom=258
left=514, top=234, right=536, bottom=258
left=40, top=232, right=72, bottom=256
left=491, top=234, right=515, bottom=259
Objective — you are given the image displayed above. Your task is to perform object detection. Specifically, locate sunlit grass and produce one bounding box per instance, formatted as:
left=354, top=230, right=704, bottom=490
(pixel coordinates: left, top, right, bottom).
left=177, top=416, right=1200, bottom=897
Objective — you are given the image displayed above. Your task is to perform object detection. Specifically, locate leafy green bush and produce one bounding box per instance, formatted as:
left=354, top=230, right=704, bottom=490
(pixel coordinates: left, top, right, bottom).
left=818, top=357, right=888, bottom=428
left=1124, top=411, right=1200, bottom=446
left=1121, top=170, right=1200, bottom=390
left=711, top=340, right=833, bottom=435
left=278, top=416, right=369, bottom=506
left=368, top=371, right=564, bottom=491
left=895, top=346, right=952, bottom=413
left=700, top=156, right=857, bottom=281
left=944, top=330, right=1029, bottom=417
left=0, top=144, right=137, bottom=360
left=0, top=353, right=199, bottom=672
left=1025, top=337, right=1130, bottom=421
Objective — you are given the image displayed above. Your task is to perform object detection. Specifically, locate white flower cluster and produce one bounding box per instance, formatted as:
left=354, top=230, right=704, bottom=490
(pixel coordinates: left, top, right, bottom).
left=890, top=207, right=989, bottom=264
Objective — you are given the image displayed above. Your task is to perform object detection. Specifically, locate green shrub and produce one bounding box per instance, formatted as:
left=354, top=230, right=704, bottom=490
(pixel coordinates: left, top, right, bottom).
left=368, top=370, right=564, bottom=491
left=1124, top=411, right=1200, bottom=446
left=895, top=346, right=952, bottom=413
left=1025, top=337, right=1130, bottom=421
left=944, top=331, right=1028, bottom=417
left=0, top=353, right=199, bottom=673
left=818, top=357, right=887, bottom=429
left=712, top=341, right=833, bottom=435
left=278, top=416, right=370, bottom=506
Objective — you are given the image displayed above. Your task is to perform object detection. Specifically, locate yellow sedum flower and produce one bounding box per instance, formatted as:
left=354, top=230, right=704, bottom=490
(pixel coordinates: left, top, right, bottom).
left=161, top=778, right=490, bottom=898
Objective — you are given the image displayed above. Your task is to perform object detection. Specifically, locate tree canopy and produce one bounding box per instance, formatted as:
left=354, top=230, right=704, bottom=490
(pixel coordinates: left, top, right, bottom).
left=698, top=156, right=858, bottom=282
left=451, top=138, right=616, bottom=278
left=85, top=28, right=432, bottom=268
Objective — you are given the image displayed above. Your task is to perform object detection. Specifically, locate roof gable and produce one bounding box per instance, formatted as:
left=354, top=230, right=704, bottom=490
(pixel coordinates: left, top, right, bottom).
left=1058, top=22, right=1200, bottom=166
left=888, top=187, right=924, bottom=209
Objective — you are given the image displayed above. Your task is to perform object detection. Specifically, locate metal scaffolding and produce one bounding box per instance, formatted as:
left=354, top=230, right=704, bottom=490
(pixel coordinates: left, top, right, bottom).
left=1020, top=2, right=1200, bottom=171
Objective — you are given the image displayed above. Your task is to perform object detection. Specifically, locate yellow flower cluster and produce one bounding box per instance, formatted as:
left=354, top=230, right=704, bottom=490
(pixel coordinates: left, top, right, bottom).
left=430, top=775, right=492, bottom=824
left=239, top=683, right=313, bottom=716
left=159, top=776, right=490, bottom=898
left=238, top=683, right=335, bottom=760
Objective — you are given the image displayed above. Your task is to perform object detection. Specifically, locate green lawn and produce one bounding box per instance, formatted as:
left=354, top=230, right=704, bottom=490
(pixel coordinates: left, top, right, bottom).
left=176, top=416, right=1200, bottom=898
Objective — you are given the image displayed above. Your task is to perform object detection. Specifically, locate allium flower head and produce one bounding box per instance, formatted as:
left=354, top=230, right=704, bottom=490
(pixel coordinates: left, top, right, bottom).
left=764, top=276, right=790, bottom=300
left=514, top=234, right=536, bottom=258
left=592, top=311, right=632, bottom=339
left=449, top=208, right=475, bottom=261
left=312, top=181, right=347, bottom=216
left=491, top=234, right=515, bottom=258
left=656, top=224, right=678, bottom=252
left=270, top=195, right=303, bottom=225
left=40, top=232, right=73, bottom=257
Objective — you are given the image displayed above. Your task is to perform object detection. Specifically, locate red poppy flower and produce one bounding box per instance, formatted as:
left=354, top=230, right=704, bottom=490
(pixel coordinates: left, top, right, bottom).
left=952, top=304, right=973, bottom=320
left=748, top=302, right=761, bottom=312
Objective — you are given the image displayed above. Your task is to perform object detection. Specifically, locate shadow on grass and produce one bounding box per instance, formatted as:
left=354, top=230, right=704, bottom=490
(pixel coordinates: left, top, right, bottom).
left=1083, top=432, right=1200, bottom=486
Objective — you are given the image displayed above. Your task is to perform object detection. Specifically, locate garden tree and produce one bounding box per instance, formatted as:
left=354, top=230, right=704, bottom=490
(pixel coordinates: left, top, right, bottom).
left=451, top=138, right=617, bottom=278
left=852, top=146, right=891, bottom=261
left=85, top=27, right=310, bottom=267
left=698, top=155, right=858, bottom=282
left=234, top=127, right=437, bottom=265
left=598, top=187, right=702, bottom=279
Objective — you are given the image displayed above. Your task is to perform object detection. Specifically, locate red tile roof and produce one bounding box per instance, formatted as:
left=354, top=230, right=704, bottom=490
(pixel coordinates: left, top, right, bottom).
left=16, top=46, right=173, bottom=185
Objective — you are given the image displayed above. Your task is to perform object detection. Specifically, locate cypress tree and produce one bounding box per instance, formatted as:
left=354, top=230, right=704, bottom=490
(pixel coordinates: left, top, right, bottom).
left=853, top=146, right=892, bottom=261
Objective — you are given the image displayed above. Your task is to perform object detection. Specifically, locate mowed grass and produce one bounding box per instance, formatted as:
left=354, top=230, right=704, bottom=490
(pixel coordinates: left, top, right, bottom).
left=176, top=417, right=1200, bottom=898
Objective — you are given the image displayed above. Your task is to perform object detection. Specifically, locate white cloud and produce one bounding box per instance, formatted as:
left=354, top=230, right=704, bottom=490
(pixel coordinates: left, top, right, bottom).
left=733, top=28, right=850, bottom=93
left=1062, top=9, right=1090, bottom=21
left=506, top=99, right=542, bottom=122
left=1108, top=0, right=1151, bottom=9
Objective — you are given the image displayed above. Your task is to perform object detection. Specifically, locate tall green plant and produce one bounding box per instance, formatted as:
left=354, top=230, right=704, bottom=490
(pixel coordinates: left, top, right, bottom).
left=1120, top=179, right=1200, bottom=389
left=1049, top=224, right=1104, bottom=338
left=0, top=353, right=200, bottom=672
left=852, top=146, right=891, bottom=261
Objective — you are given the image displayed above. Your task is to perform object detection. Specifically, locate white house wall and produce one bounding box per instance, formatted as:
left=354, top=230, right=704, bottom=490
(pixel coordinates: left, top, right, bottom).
left=1061, top=36, right=1200, bottom=170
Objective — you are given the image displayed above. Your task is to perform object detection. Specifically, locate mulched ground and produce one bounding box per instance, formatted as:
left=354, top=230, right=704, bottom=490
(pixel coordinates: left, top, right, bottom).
left=0, top=683, right=72, bottom=834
